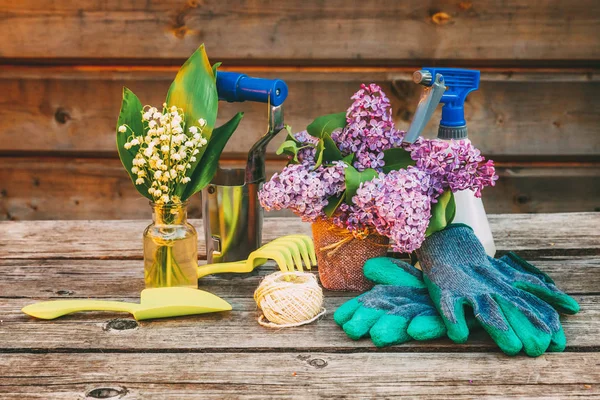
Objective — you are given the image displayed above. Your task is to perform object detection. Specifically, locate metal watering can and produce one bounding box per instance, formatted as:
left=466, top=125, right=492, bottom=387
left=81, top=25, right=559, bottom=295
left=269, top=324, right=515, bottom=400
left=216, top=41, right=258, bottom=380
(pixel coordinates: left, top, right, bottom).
left=202, top=72, right=288, bottom=263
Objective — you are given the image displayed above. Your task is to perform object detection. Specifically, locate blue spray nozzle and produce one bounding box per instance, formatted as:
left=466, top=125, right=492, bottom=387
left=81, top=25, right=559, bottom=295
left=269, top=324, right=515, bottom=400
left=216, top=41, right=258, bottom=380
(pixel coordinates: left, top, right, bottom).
left=416, top=68, right=480, bottom=137
left=216, top=71, right=288, bottom=107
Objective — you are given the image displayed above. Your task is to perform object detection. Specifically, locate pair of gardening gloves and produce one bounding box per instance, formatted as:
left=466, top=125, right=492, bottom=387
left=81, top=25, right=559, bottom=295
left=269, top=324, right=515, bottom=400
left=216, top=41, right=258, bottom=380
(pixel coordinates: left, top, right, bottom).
left=334, top=224, right=580, bottom=356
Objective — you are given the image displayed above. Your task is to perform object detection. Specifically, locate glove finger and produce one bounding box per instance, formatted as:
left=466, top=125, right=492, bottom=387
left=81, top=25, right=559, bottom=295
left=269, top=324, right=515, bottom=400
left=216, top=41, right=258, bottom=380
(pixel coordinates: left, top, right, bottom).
left=495, top=296, right=552, bottom=357
left=499, top=253, right=580, bottom=315
left=472, top=295, right=523, bottom=356
left=548, top=325, right=567, bottom=352
left=423, top=277, right=470, bottom=343
left=438, top=295, right=471, bottom=344
left=515, top=281, right=580, bottom=315
left=500, top=252, right=554, bottom=284
left=342, top=306, right=386, bottom=340
left=363, top=257, right=425, bottom=288
left=407, top=314, right=447, bottom=341
left=510, top=291, right=560, bottom=333
left=333, top=296, right=363, bottom=327
left=369, top=314, right=411, bottom=347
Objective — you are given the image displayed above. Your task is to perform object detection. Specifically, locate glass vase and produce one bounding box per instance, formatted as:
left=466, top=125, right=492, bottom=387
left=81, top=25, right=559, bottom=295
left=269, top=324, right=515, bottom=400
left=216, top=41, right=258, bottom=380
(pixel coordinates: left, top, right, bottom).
left=143, top=201, right=198, bottom=288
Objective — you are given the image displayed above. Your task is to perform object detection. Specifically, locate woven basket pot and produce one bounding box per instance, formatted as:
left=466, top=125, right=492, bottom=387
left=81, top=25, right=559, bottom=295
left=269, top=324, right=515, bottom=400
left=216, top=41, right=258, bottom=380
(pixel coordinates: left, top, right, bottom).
left=311, top=218, right=389, bottom=292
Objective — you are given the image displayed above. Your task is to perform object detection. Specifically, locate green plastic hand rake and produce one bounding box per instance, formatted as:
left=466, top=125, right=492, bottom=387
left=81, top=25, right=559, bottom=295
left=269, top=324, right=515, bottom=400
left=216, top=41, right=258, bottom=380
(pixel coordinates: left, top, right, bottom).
left=197, top=234, right=316, bottom=278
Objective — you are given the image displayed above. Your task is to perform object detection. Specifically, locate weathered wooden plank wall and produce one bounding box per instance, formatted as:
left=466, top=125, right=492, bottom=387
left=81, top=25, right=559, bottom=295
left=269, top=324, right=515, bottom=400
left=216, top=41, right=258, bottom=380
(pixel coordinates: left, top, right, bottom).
left=0, top=0, right=599, bottom=220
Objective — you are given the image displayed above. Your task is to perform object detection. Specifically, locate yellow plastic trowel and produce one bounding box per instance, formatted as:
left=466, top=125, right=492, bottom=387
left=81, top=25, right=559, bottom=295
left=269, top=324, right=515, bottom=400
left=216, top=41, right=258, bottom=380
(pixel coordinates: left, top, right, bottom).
left=22, top=287, right=232, bottom=321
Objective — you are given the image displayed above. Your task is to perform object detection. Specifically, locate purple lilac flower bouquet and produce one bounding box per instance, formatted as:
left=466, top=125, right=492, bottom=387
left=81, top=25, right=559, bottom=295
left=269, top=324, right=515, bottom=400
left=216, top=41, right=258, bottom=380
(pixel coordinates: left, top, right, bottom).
left=259, top=84, right=497, bottom=254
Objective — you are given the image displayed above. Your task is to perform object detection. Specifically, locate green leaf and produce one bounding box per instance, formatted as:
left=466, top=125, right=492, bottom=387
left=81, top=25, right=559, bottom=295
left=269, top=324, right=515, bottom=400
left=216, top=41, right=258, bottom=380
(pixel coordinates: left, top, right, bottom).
left=181, top=112, right=244, bottom=200
left=322, top=133, right=343, bottom=162
left=276, top=140, right=301, bottom=163
left=342, top=154, right=355, bottom=165
left=166, top=44, right=219, bottom=164
left=313, top=139, right=325, bottom=169
left=345, top=164, right=379, bottom=204
left=425, top=190, right=456, bottom=236
left=116, top=87, right=152, bottom=200
left=307, top=112, right=346, bottom=138
left=382, top=147, right=415, bottom=173
left=323, top=191, right=346, bottom=217
left=312, top=133, right=344, bottom=169
left=211, top=62, right=222, bottom=81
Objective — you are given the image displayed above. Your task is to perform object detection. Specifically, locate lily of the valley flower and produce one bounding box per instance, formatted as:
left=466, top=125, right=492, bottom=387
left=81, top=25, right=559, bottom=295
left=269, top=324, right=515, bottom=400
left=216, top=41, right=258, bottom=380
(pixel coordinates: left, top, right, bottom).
left=118, top=105, right=208, bottom=204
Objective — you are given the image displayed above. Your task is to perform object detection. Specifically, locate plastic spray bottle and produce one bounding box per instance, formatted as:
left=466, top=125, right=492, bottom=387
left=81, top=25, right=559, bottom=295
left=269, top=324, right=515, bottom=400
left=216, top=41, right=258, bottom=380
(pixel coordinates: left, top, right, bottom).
left=404, top=68, right=496, bottom=257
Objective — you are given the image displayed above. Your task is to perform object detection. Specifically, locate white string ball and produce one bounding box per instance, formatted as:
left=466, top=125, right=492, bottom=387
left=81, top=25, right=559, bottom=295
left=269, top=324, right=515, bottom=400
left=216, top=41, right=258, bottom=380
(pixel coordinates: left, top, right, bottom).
left=254, top=271, right=326, bottom=328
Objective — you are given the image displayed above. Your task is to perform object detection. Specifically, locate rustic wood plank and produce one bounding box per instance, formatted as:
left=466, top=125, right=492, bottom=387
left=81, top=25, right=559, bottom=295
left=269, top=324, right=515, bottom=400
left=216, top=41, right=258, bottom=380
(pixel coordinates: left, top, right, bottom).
left=1, top=1, right=599, bottom=61
left=1, top=214, right=599, bottom=260
left=1, top=213, right=599, bottom=260
left=1, top=67, right=598, bottom=156
left=0, top=256, right=597, bottom=299
left=0, top=353, right=599, bottom=399
left=1, top=156, right=599, bottom=220
left=488, top=213, right=600, bottom=252
left=486, top=167, right=600, bottom=214
left=0, top=296, right=597, bottom=351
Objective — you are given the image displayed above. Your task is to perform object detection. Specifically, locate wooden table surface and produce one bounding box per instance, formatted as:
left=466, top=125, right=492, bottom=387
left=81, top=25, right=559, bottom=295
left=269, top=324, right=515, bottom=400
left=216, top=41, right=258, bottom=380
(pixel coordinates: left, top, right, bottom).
left=1, top=213, right=599, bottom=399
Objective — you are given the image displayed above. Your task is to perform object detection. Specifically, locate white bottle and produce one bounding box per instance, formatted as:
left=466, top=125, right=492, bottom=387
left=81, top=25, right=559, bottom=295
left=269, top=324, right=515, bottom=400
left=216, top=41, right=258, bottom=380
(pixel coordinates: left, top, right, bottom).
left=442, top=137, right=496, bottom=257
left=407, top=68, right=496, bottom=258
left=452, top=189, right=496, bottom=257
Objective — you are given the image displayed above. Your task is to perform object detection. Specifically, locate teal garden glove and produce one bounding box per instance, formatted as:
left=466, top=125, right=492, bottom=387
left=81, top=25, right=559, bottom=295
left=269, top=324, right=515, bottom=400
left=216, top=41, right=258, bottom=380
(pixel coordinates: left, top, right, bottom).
left=334, top=257, right=447, bottom=347
left=416, top=223, right=580, bottom=357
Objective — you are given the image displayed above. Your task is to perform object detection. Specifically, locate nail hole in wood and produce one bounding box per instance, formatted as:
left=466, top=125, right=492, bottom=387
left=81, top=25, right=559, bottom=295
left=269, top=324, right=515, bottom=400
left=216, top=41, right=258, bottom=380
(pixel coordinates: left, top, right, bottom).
left=55, top=289, right=74, bottom=296
left=308, top=358, right=328, bottom=369
left=104, top=318, right=138, bottom=331
left=55, top=108, right=71, bottom=124
left=515, top=194, right=531, bottom=205
left=86, top=386, right=128, bottom=399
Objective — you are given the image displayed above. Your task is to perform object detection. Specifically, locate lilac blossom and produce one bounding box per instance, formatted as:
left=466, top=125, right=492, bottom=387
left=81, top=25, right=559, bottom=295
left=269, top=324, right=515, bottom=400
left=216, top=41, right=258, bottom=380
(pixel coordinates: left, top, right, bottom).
left=331, top=84, right=405, bottom=171
left=404, top=138, right=498, bottom=197
left=346, top=167, right=432, bottom=253
left=291, top=130, right=319, bottom=165
left=259, top=83, right=499, bottom=253
left=259, top=161, right=347, bottom=222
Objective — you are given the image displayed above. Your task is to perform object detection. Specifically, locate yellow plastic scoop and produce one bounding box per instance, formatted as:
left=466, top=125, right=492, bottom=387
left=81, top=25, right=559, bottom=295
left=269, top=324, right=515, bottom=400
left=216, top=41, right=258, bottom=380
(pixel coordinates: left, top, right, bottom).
left=22, top=287, right=232, bottom=320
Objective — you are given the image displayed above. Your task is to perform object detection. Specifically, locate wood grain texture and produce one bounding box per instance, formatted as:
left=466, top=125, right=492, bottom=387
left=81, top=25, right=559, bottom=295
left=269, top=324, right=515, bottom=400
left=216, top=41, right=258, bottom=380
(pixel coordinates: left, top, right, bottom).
left=0, top=296, right=596, bottom=351
left=0, top=213, right=598, bottom=399
left=0, top=353, right=598, bottom=399
left=1, top=213, right=599, bottom=260
left=1, top=256, right=598, bottom=299
left=0, top=0, right=599, bottom=61
left=1, top=156, right=599, bottom=220
left=0, top=67, right=598, bottom=156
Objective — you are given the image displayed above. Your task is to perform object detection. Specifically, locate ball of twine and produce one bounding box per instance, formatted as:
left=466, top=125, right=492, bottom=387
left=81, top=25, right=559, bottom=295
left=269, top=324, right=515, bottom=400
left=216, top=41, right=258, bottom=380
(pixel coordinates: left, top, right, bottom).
left=254, top=271, right=326, bottom=328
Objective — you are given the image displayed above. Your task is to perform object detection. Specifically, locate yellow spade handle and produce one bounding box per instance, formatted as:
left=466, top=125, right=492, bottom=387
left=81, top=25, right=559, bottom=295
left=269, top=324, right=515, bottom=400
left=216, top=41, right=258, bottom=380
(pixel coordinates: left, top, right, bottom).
left=197, top=260, right=259, bottom=278
left=22, top=300, right=138, bottom=320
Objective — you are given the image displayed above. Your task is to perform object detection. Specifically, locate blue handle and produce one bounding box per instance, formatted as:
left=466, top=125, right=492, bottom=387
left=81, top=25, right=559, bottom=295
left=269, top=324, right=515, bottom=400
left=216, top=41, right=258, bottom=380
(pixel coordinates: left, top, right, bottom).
left=421, top=67, right=480, bottom=128
left=216, top=71, right=288, bottom=106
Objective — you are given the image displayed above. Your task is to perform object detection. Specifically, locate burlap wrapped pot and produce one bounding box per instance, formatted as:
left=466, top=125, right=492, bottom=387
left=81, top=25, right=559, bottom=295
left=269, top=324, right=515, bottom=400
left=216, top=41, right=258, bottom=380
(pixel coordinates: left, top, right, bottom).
left=311, top=218, right=390, bottom=291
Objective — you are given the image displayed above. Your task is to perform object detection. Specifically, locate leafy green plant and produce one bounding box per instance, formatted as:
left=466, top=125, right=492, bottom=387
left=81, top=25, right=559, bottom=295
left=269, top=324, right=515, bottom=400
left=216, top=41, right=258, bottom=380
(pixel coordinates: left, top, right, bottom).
left=115, top=44, right=244, bottom=203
